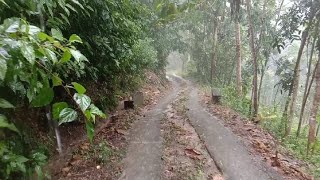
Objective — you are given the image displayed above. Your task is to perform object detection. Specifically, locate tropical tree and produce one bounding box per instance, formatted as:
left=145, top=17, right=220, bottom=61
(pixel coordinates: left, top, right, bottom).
left=245, top=0, right=259, bottom=117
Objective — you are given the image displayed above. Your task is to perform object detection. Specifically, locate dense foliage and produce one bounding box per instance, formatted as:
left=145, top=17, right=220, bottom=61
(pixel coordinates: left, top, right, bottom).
left=0, top=0, right=162, bottom=179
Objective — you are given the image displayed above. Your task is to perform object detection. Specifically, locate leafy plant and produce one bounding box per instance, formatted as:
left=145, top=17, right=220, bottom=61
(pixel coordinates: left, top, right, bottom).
left=0, top=18, right=106, bottom=141
left=221, top=86, right=251, bottom=116
left=0, top=98, right=26, bottom=179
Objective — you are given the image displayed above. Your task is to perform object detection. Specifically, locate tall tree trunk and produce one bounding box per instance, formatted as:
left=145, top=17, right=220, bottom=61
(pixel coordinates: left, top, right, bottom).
left=258, top=58, right=269, bottom=104
left=307, top=53, right=320, bottom=155
left=256, top=0, right=267, bottom=106
left=297, top=20, right=319, bottom=136
left=282, top=88, right=292, bottom=125
left=211, top=19, right=219, bottom=84
left=297, top=37, right=318, bottom=137
left=246, top=0, right=258, bottom=117
left=235, top=21, right=242, bottom=95
left=285, top=30, right=309, bottom=137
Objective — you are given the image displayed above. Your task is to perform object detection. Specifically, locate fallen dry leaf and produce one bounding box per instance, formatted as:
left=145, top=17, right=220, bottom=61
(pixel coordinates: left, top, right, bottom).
left=185, top=148, right=202, bottom=156
left=70, top=159, right=82, bottom=166
left=80, top=143, right=90, bottom=150
left=62, top=167, right=71, bottom=173
left=115, top=129, right=129, bottom=136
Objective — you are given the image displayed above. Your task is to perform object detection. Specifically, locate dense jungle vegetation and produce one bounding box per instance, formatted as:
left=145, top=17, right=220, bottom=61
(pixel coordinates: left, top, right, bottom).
left=1, top=0, right=320, bottom=179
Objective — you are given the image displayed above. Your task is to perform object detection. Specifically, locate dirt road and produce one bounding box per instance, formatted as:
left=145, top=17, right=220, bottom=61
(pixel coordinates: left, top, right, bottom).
left=119, top=75, right=282, bottom=180
left=119, top=76, right=184, bottom=180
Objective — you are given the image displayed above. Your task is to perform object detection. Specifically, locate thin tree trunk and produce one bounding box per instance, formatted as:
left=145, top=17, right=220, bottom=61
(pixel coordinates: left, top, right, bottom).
left=246, top=0, right=258, bottom=117
left=258, top=58, right=269, bottom=104
left=235, top=21, right=242, bottom=95
left=297, top=37, right=317, bottom=137
left=273, top=85, right=280, bottom=112
left=285, top=30, right=309, bottom=137
left=281, top=75, right=295, bottom=136
left=297, top=20, right=319, bottom=136
left=211, top=19, right=219, bottom=85
left=276, top=0, right=285, bottom=25
left=282, top=88, right=292, bottom=124
left=286, top=1, right=317, bottom=137
left=307, top=53, right=320, bottom=155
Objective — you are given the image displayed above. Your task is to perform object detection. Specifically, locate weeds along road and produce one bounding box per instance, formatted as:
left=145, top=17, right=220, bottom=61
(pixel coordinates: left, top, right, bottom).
left=120, top=75, right=282, bottom=180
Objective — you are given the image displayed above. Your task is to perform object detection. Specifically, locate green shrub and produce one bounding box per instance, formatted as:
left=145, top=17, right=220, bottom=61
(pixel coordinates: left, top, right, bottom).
left=0, top=114, right=49, bottom=179
left=221, top=86, right=251, bottom=116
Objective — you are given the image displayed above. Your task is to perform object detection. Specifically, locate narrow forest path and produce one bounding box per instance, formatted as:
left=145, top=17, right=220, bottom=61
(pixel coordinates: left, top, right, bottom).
left=119, top=76, right=184, bottom=180
left=119, top=75, right=283, bottom=180
left=186, top=81, right=282, bottom=180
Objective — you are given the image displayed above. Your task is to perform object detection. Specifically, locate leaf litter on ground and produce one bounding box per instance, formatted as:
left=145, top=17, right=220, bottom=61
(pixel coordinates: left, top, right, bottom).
left=200, top=91, right=313, bottom=180
left=161, top=88, right=223, bottom=180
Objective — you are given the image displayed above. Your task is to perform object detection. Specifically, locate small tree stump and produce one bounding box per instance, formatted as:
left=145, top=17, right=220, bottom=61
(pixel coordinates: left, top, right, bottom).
left=211, top=88, right=222, bottom=104
left=124, top=100, right=134, bottom=109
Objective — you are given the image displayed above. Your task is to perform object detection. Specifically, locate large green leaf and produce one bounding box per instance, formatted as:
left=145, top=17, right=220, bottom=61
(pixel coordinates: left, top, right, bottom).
left=38, top=32, right=48, bottom=41
left=66, top=3, right=77, bottom=12
left=52, top=102, right=68, bottom=120
left=0, top=98, right=15, bottom=108
left=60, top=50, right=71, bottom=63
left=72, top=82, right=86, bottom=94
left=73, top=93, right=91, bottom=111
left=69, top=34, right=82, bottom=44
left=90, top=104, right=106, bottom=118
left=52, top=74, right=62, bottom=87
left=31, top=87, right=54, bottom=107
left=87, top=104, right=107, bottom=123
left=45, top=49, right=58, bottom=63
left=58, top=108, right=78, bottom=125
left=71, top=0, right=84, bottom=9
left=70, top=49, right=88, bottom=62
left=51, top=28, right=64, bottom=41
left=21, top=43, right=35, bottom=65
left=21, top=25, right=41, bottom=35
left=0, top=114, right=20, bottom=134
